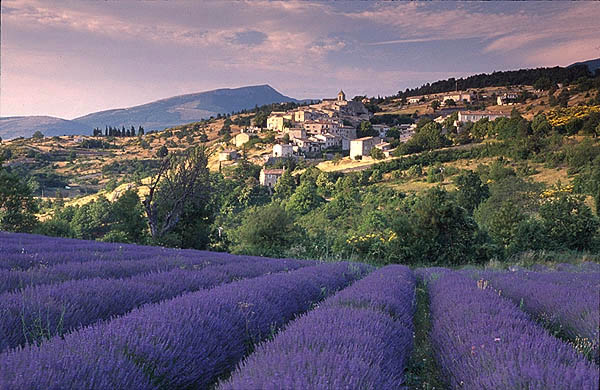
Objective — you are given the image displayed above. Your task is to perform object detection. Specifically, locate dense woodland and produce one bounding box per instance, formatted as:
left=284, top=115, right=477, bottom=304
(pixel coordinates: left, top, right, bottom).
left=397, top=65, right=595, bottom=98
left=1, top=68, right=599, bottom=267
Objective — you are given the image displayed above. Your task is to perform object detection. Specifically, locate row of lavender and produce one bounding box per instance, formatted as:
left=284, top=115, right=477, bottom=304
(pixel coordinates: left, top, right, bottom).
left=220, top=265, right=416, bottom=389
left=0, top=250, right=275, bottom=293
left=477, top=269, right=600, bottom=362
left=0, top=256, right=309, bottom=352
left=426, top=271, right=599, bottom=389
left=0, top=231, right=224, bottom=270
left=0, top=262, right=370, bottom=389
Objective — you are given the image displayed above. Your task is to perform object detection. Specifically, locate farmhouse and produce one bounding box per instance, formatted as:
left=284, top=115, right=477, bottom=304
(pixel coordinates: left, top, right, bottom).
left=497, top=93, right=519, bottom=105
left=375, top=141, right=394, bottom=157
left=293, top=138, right=322, bottom=153
left=350, top=136, right=380, bottom=159
left=441, top=91, right=473, bottom=104
left=457, top=111, right=510, bottom=123
left=259, top=168, right=285, bottom=188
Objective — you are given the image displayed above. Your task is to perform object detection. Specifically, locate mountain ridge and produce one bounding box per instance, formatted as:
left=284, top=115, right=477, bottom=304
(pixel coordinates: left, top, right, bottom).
left=0, top=85, right=301, bottom=139
left=568, top=58, right=600, bottom=73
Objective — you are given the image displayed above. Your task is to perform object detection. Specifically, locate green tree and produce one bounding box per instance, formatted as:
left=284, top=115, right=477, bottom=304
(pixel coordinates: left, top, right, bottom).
left=111, top=189, right=147, bottom=242
left=430, top=100, right=440, bottom=111
left=231, top=203, right=302, bottom=257
left=390, top=187, right=490, bottom=265
left=286, top=181, right=324, bottom=215
left=533, top=77, right=553, bottom=91
left=370, top=147, right=385, bottom=160
left=531, top=114, right=551, bottom=136
left=156, top=145, right=168, bottom=158
left=253, top=111, right=268, bottom=128
left=274, top=169, right=296, bottom=199
left=398, top=121, right=450, bottom=154
left=539, top=194, right=599, bottom=251
left=0, top=167, right=38, bottom=232
left=454, top=170, right=489, bottom=213
left=144, top=146, right=211, bottom=242
left=32, top=131, right=44, bottom=139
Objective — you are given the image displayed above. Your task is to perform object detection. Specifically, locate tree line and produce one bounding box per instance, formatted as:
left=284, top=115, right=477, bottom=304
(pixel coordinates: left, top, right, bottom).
left=396, top=65, right=595, bottom=98
left=92, top=125, right=145, bottom=137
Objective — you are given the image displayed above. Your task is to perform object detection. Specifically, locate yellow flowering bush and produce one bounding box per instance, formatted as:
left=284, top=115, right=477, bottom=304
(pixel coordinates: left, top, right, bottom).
left=545, top=105, right=600, bottom=127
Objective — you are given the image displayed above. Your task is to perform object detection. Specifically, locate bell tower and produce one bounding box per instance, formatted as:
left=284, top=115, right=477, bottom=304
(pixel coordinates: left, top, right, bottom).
left=337, top=89, right=346, bottom=102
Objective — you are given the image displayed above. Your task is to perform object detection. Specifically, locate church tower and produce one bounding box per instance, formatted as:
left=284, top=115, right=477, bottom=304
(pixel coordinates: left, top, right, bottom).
left=337, top=89, right=346, bottom=102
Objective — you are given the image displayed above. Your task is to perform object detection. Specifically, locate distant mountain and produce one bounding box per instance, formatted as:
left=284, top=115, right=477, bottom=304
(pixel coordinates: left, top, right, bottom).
left=0, top=116, right=89, bottom=139
left=74, top=84, right=301, bottom=131
left=568, top=58, right=600, bottom=74
left=0, top=85, right=301, bottom=139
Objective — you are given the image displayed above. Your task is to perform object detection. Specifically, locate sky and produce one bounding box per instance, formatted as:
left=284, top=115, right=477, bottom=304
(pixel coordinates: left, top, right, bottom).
left=1, top=1, right=599, bottom=120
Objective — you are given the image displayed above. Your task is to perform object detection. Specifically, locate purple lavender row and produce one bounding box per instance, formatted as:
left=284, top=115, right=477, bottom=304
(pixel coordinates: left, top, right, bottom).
left=0, top=251, right=243, bottom=293
left=0, top=242, right=260, bottom=271
left=0, top=262, right=370, bottom=390
left=0, top=232, right=141, bottom=253
left=0, top=257, right=309, bottom=352
left=219, top=265, right=416, bottom=390
left=429, top=272, right=599, bottom=389
left=0, top=248, right=164, bottom=270
left=480, top=270, right=600, bottom=360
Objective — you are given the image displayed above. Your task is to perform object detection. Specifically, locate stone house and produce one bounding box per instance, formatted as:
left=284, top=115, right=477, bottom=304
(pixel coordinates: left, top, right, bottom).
left=350, top=136, right=380, bottom=159
left=457, top=111, right=510, bottom=124
left=259, top=168, right=285, bottom=188
left=273, top=144, right=294, bottom=157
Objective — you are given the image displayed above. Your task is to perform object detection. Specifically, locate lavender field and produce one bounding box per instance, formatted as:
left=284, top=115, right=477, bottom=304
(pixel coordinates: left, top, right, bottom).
left=0, top=232, right=598, bottom=389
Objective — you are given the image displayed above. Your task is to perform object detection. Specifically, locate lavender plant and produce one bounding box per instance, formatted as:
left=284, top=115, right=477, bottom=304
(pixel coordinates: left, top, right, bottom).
left=0, top=257, right=308, bottom=352
left=0, top=262, right=369, bottom=390
left=429, top=272, right=599, bottom=389
left=219, top=265, right=415, bottom=389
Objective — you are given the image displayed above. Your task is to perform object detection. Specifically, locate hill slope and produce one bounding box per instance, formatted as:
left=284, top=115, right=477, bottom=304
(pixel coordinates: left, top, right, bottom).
left=74, top=84, right=300, bottom=131
left=568, top=58, right=600, bottom=73
left=0, top=116, right=89, bottom=139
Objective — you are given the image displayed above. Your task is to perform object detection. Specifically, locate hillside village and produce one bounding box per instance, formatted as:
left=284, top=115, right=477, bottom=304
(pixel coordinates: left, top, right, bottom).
left=221, top=87, right=534, bottom=188
left=1, top=78, right=596, bottom=201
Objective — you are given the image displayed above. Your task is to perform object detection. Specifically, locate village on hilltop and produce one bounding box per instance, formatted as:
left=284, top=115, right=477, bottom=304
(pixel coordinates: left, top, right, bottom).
left=219, top=88, right=517, bottom=188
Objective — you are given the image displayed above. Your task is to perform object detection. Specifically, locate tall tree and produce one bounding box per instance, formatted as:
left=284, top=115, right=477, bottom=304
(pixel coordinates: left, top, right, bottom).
left=0, top=162, right=38, bottom=232
left=143, top=146, right=211, bottom=241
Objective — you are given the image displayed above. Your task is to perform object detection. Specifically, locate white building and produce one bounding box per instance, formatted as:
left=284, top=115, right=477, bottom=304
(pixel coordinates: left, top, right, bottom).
left=375, top=142, right=394, bottom=157
left=350, top=136, right=381, bottom=159
left=497, top=93, right=519, bottom=106
left=303, top=119, right=339, bottom=135
left=457, top=111, right=510, bottom=124
left=273, top=144, right=294, bottom=157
